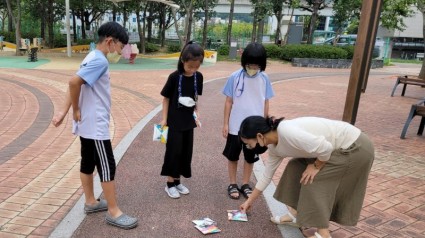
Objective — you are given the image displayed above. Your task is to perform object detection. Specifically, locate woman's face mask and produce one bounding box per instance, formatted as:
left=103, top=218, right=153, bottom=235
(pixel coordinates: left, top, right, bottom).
left=107, top=42, right=121, bottom=64
left=246, top=142, right=268, bottom=154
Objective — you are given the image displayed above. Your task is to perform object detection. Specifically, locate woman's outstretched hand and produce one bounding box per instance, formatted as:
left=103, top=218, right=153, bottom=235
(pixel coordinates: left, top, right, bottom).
left=240, top=200, right=252, bottom=213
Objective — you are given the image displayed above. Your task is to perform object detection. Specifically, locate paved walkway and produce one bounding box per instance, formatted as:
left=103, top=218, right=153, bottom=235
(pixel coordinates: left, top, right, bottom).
left=0, top=55, right=424, bottom=238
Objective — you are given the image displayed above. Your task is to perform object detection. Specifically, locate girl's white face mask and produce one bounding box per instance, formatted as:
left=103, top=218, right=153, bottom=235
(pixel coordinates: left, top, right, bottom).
left=178, top=96, right=196, bottom=107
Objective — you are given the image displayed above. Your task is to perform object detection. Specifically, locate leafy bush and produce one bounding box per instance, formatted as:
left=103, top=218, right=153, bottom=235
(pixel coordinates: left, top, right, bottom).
left=54, top=35, right=67, bottom=48
left=77, top=39, right=94, bottom=45
left=0, top=31, right=16, bottom=43
left=217, top=44, right=229, bottom=56
left=167, top=44, right=181, bottom=53
left=340, top=45, right=355, bottom=59
left=264, top=44, right=283, bottom=59
left=339, top=45, right=380, bottom=59
left=280, top=45, right=348, bottom=60
left=145, top=42, right=160, bottom=53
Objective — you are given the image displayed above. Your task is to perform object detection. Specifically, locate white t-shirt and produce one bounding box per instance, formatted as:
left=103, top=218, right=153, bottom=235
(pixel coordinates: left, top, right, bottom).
left=222, top=69, right=274, bottom=135
left=72, top=50, right=110, bottom=140
left=255, top=117, right=361, bottom=191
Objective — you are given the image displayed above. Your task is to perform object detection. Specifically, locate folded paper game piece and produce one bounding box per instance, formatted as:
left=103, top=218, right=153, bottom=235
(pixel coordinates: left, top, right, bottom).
left=192, top=218, right=221, bottom=235
left=227, top=210, right=248, bottom=222
left=153, top=124, right=168, bottom=144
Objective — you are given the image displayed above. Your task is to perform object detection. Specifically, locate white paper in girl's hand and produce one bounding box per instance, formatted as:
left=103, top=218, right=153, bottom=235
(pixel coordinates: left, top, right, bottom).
left=193, top=112, right=202, bottom=128
left=153, top=124, right=168, bottom=143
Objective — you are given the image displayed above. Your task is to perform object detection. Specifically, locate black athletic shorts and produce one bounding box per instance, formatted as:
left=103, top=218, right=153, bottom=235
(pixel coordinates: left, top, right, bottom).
left=222, top=134, right=259, bottom=164
left=80, top=137, right=116, bottom=182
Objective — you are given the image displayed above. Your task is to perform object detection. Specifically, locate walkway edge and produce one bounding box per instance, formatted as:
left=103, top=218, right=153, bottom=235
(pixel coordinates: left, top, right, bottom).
left=254, top=159, right=304, bottom=238
left=49, top=106, right=162, bottom=238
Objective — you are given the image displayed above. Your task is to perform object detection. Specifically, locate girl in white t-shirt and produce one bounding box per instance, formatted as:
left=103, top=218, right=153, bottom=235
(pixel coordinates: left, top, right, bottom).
left=222, top=43, right=274, bottom=200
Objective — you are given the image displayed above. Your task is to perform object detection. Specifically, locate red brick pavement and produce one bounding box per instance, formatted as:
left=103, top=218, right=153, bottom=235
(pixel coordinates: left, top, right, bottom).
left=0, top=59, right=423, bottom=237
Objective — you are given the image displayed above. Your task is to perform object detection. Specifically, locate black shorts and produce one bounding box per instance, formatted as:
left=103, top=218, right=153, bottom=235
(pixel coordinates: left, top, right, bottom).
left=222, top=134, right=259, bottom=164
left=80, top=137, right=116, bottom=182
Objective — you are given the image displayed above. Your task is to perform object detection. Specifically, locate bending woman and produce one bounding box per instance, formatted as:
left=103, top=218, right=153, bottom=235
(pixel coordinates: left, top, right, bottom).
left=239, top=116, right=374, bottom=238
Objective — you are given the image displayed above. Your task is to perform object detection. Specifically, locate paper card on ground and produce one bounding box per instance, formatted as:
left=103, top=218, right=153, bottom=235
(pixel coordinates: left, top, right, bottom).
left=192, top=218, right=221, bottom=235
left=153, top=124, right=168, bottom=143
left=227, top=210, right=248, bottom=222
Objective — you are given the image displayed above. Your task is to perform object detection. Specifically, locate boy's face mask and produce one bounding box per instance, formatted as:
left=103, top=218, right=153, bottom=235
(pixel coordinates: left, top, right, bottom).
left=178, top=96, right=196, bottom=107
left=107, top=42, right=121, bottom=64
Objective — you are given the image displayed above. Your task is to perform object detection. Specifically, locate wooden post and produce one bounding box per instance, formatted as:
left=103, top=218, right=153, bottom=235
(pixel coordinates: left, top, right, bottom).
left=342, top=0, right=383, bottom=124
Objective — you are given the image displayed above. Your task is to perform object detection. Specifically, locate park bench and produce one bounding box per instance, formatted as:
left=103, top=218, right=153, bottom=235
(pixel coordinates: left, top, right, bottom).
left=390, top=75, right=425, bottom=97
left=400, top=98, right=425, bottom=139
left=417, top=52, right=424, bottom=61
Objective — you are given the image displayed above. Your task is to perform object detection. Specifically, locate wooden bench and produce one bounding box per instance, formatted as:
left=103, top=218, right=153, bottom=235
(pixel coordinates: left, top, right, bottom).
left=400, top=98, right=425, bottom=139
left=417, top=52, right=424, bottom=61
left=391, top=75, right=425, bottom=97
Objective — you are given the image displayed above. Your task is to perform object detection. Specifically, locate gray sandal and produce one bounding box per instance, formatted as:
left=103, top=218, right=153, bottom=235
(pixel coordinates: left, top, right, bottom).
left=106, top=213, right=138, bottom=229
left=84, top=199, right=108, bottom=214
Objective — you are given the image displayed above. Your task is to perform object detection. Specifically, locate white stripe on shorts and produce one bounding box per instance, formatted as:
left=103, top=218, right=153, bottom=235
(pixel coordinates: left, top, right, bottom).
left=95, top=140, right=110, bottom=181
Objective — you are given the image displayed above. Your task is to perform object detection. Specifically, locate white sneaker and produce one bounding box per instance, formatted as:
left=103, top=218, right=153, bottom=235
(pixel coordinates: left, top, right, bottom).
left=175, top=184, right=190, bottom=194
left=165, top=186, right=180, bottom=199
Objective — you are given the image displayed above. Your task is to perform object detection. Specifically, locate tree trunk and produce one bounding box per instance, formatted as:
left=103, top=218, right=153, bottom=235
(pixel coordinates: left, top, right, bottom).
left=81, top=11, right=86, bottom=39
left=282, top=7, right=295, bottom=46
left=307, top=1, right=321, bottom=44
left=202, top=0, right=208, bottom=48
left=251, top=13, right=257, bottom=43
left=227, top=0, right=235, bottom=45
left=40, top=13, right=45, bottom=40
left=141, top=6, right=147, bottom=54
left=47, top=0, right=54, bottom=48
left=7, top=10, right=12, bottom=32
left=39, top=1, right=45, bottom=40
left=186, top=4, right=193, bottom=43
left=123, top=5, right=128, bottom=30
left=275, top=9, right=282, bottom=44
left=1, top=14, right=4, bottom=31
left=147, top=16, right=153, bottom=42
left=72, top=10, right=77, bottom=42
left=136, top=10, right=143, bottom=53
left=256, top=19, right=264, bottom=43
left=418, top=3, right=425, bottom=79
left=6, top=0, right=22, bottom=56
left=171, top=8, right=184, bottom=49
left=158, top=8, right=164, bottom=46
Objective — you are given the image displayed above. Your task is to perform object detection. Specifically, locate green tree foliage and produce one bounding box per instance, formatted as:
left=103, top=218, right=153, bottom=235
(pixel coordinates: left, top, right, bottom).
left=381, top=0, right=416, bottom=30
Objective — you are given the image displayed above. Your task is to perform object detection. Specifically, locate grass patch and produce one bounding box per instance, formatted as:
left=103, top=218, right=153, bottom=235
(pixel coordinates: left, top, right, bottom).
left=390, top=58, right=423, bottom=64
left=217, top=54, right=241, bottom=62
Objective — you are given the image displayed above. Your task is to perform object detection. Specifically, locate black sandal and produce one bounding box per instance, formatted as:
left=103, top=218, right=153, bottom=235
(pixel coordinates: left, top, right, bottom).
left=227, top=184, right=240, bottom=200
left=240, top=184, right=253, bottom=199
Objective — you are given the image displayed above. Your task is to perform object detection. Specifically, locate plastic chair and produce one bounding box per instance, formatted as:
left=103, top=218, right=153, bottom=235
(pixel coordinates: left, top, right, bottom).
left=400, top=98, right=425, bottom=139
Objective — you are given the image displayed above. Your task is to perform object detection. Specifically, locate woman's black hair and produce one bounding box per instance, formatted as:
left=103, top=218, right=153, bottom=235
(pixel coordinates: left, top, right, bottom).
left=177, top=41, right=205, bottom=73
left=97, top=22, right=129, bottom=45
left=239, top=116, right=284, bottom=139
left=241, top=42, right=267, bottom=72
